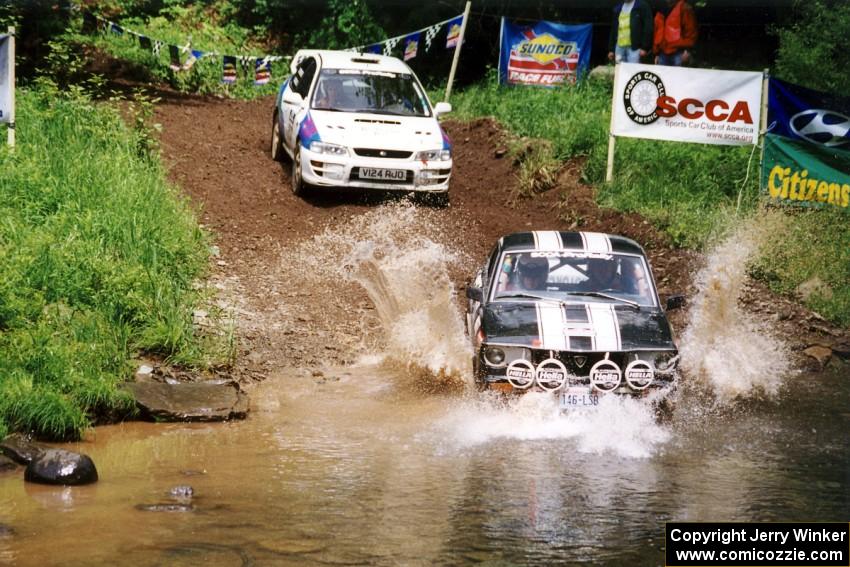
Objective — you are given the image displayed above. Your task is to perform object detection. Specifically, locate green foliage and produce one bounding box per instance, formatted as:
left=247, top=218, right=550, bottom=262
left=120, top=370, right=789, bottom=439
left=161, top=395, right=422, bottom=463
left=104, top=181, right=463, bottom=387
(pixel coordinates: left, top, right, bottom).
left=752, top=208, right=850, bottom=327
left=0, top=85, right=214, bottom=439
left=772, top=0, right=850, bottom=94
left=295, top=0, right=384, bottom=51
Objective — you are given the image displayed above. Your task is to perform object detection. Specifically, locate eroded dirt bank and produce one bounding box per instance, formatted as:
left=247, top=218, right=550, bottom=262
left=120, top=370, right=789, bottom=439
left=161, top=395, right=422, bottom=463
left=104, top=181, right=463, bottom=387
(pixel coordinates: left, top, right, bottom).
left=152, top=92, right=848, bottom=383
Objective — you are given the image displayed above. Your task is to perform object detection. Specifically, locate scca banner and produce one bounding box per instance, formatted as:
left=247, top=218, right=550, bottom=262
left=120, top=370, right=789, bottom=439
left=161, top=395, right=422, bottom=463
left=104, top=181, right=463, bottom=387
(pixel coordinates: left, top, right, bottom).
left=498, top=19, right=591, bottom=87
left=762, top=134, right=850, bottom=210
left=0, top=34, right=10, bottom=124
left=612, top=63, right=762, bottom=145
left=767, top=78, right=850, bottom=150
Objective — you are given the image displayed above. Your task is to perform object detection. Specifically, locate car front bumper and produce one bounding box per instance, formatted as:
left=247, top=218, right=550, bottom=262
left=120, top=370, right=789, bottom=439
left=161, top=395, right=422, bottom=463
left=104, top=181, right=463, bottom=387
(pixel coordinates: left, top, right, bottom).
left=298, top=147, right=452, bottom=192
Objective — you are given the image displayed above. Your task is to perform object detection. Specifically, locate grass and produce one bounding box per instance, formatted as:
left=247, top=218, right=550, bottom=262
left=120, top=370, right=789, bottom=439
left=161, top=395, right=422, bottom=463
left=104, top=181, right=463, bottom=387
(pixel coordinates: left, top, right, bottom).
left=447, top=72, right=850, bottom=326
left=0, top=83, right=216, bottom=440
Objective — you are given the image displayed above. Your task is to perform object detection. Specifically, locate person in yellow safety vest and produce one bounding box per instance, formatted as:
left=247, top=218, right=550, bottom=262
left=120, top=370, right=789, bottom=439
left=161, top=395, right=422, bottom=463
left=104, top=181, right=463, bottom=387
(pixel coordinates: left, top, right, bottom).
left=607, top=0, right=654, bottom=64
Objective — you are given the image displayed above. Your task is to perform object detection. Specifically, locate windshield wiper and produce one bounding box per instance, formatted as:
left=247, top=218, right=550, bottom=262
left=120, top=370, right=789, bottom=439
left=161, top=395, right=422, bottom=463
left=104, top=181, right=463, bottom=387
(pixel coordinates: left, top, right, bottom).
left=314, top=107, right=347, bottom=112
left=496, top=293, right=563, bottom=303
left=354, top=109, right=413, bottom=116
left=566, top=292, right=640, bottom=309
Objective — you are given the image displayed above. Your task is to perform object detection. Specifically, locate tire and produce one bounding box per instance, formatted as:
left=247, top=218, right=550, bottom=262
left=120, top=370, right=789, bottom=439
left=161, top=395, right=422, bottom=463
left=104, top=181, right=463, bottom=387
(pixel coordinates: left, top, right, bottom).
left=270, top=112, right=284, bottom=162
left=292, top=143, right=307, bottom=197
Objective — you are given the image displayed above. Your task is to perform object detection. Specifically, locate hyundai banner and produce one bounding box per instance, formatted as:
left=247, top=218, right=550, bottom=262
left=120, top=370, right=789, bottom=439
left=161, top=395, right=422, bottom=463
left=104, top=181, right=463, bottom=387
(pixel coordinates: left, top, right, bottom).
left=498, top=19, right=591, bottom=87
left=612, top=63, right=763, bottom=145
left=0, top=34, right=10, bottom=124
left=767, top=78, right=850, bottom=149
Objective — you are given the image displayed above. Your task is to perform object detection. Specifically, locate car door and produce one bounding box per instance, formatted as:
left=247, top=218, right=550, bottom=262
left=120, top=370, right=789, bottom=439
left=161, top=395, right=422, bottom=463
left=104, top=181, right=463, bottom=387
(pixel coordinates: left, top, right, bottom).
left=467, top=244, right=501, bottom=345
left=282, top=56, right=317, bottom=153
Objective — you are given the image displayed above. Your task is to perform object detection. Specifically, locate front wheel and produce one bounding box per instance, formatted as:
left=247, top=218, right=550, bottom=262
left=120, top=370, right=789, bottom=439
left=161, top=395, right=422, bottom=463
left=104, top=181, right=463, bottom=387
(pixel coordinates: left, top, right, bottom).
left=292, top=144, right=307, bottom=197
left=270, top=113, right=284, bottom=162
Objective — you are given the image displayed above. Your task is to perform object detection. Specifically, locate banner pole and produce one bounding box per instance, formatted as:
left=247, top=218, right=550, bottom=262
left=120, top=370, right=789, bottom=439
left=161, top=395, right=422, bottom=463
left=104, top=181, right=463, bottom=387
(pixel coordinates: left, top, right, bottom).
left=444, top=1, right=471, bottom=102
left=758, top=68, right=770, bottom=186
left=605, top=63, right=620, bottom=183
left=7, top=26, right=14, bottom=148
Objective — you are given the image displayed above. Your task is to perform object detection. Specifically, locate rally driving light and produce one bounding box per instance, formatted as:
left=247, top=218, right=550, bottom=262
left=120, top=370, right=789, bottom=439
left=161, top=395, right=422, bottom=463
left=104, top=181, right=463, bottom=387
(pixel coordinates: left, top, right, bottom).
left=535, top=358, right=568, bottom=392
left=625, top=360, right=654, bottom=390
left=589, top=359, right=622, bottom=393
left=415, top=149, right=451, bottom=162
left=310, top=141, right=348, bottom=156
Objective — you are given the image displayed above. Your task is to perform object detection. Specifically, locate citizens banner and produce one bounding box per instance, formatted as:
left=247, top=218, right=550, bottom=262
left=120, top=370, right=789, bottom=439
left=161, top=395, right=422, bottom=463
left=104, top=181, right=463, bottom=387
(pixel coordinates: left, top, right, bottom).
left=767, top=77, right=850, bottom=149
left=612, top=63, right=762, bottom=145
left=761, top=133, right=850, bottom=211
left=0, top=34, right=10, bottom=124
left=498, top=18, right=591, bottom=87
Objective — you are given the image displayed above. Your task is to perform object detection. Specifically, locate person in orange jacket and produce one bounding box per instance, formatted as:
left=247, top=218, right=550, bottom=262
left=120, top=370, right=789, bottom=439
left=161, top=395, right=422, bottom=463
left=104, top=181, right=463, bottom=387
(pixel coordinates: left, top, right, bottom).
left=653, top=0, right=698, bottom=66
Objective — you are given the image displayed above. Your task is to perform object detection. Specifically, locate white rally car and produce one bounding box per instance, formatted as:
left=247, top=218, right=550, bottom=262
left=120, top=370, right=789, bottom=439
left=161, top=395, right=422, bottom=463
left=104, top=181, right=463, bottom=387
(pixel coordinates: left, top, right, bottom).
left=271, top=50, right=453, bottom=203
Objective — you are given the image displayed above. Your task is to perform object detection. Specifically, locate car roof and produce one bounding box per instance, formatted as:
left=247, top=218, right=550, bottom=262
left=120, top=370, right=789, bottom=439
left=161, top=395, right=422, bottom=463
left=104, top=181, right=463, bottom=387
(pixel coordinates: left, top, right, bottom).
left=499, top=231, right=646, bottom=256
left=291, top=49, right=412, bottom=75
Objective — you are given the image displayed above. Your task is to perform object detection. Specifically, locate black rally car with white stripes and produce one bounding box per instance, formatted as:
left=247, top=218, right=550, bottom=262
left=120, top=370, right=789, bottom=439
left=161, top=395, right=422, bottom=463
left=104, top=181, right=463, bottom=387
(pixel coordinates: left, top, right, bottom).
left=465, top=231, right=682, bottom=409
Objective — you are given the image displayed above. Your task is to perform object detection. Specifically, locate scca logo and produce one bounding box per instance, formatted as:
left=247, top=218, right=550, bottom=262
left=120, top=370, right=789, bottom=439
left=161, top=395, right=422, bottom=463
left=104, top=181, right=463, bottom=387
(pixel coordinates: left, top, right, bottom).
left=790, top=109, right=850, bottom=148
left=517, top=34, right=576, bottom=64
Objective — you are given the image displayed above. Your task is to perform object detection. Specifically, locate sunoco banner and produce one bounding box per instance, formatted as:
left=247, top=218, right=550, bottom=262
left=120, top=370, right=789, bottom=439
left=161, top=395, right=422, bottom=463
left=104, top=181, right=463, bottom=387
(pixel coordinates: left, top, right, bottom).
left=761, top=133, right=850, bottom=210
left=612, top=63, right=762, bottom=145
left=498, top=19, right=591, bottom=87
left=767, top=78, right=850, bottom=150
left=0, top=34, right=10, bottom=124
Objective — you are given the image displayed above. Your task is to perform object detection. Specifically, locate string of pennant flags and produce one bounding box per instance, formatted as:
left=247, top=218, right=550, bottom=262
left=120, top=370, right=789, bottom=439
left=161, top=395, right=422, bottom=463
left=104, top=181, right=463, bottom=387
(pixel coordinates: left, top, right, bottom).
left=81, top=11, right=285, bottom=85
left=81, top=9, right=465, bottom=86
left=344, top=13, right=465, bottom=60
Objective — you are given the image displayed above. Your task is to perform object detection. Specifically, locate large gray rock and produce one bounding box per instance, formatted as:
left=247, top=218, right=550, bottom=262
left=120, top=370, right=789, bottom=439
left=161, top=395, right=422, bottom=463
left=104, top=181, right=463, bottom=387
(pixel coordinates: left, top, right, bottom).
left=24, top=449, right=98, bottom=485
left=0, top=433, right=46, bottom=465
left=124, top=381, right=249, bottom=422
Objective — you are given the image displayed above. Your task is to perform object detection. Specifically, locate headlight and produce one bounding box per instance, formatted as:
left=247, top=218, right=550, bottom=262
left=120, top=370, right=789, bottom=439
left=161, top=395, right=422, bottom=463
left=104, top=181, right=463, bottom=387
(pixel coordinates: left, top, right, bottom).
left=482, top=345, right=531, bottom=368
left=635, top=351, right=679, bottom=374
left=483, top=347, right=505, bottom=367
left=310, top=141, right=348, bottom=156
left=415, top=149, right=451, bottom=162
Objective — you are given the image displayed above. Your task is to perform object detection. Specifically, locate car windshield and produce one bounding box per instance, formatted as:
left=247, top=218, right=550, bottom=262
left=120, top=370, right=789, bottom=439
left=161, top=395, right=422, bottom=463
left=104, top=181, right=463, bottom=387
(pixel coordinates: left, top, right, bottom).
left=492, top=251, right=657, bottom=307
left=310, top=68, right=431, bottom=117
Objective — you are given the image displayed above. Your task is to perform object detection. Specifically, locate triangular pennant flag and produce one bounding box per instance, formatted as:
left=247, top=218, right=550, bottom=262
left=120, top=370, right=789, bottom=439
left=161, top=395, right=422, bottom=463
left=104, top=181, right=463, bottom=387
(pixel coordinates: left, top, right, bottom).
left=446, top=15, right=464, bottom=48
left=254, top=57, right=271, bottom=85
left=110, top=22, right=123, bottom=36
left=424, top=23, right=443, bottom=51
left=403, top=32, right=420, bottom=61
left=222, top=55, right=237, bottom=84
left=383, top=37, right=400, bottom=57
left=138, top=35, right=152, bottom=51
left=239, top=56, right=254, bottom=73
left=169, top=44, right=181, bottom=70
left=365, top=44, right=382, bottom=55
left=153, top=40, right=163, bottom=56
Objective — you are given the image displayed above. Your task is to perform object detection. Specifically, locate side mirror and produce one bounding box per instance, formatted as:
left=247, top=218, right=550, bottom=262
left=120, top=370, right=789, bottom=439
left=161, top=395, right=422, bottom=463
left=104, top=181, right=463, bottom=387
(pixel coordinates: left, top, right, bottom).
left=434, top=102, right=452, bottom=117
left=466, top=287, right=483, bottom=302
left=665, top=294, right=685, bottom=311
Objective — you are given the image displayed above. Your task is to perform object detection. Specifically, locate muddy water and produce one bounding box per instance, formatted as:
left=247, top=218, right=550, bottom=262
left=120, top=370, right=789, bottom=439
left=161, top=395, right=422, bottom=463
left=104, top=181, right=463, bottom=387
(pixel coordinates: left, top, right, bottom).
left=2, top=209, right=848, bottom=565
left=1, top=364, right=848, bottom=566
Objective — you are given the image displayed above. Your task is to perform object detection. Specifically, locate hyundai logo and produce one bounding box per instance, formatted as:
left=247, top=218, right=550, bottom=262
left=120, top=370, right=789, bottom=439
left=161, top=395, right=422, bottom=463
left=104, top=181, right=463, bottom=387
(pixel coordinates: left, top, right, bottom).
left=790, top=109, right=850, bottom=148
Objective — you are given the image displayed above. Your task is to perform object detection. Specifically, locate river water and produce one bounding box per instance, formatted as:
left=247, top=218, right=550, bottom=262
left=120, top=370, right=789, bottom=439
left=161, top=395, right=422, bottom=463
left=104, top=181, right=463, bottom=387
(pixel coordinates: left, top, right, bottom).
left=1, top=208, right=847, bottom=565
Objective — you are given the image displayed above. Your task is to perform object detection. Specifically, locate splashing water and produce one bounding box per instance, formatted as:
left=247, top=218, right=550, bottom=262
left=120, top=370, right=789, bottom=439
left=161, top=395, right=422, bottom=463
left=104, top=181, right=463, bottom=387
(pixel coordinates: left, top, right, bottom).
left=679, top=219, right=791, bottom=401
left=434, top=392, right=670, bottom=459
left=293, top=203, right=471, bottom=381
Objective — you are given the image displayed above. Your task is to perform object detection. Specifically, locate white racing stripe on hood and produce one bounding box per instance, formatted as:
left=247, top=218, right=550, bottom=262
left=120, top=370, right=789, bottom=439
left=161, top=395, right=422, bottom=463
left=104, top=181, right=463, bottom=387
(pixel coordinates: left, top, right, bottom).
left=533, top=231, right=563, bottom=251
left=580, top=232, right=612, bottom=254
left=586, top=304, right=622, bottom=351
left=535, top=302, right=568, bottom=350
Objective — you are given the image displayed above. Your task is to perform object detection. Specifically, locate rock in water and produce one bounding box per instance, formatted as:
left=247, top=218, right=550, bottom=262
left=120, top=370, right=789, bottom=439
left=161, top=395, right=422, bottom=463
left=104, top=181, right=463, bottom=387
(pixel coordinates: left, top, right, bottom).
left=0, top=433, right=45, bottom=465
left=24, top=449, right=98, bottom=485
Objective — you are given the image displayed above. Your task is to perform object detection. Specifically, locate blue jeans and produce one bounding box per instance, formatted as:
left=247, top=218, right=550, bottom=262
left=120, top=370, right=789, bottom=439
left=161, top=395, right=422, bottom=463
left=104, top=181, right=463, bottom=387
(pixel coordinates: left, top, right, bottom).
left=657, top=51, right=685, bottom=66
left=615, top=46, right=641, bottom=63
